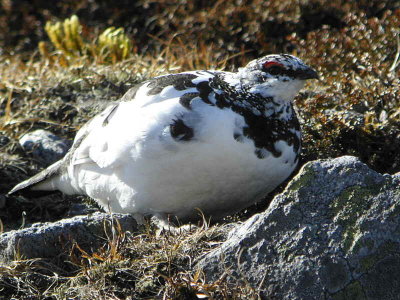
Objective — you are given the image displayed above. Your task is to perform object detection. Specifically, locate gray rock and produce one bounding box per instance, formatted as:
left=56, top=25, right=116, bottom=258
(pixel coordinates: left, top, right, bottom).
left=198, top=156, right=400, bottom=300
left=0, top=194, right=5, bottom=209
left=0, top=212, right=137, bottom=263
left=66, top=203, right=98, bottom=217
left=0, top=135, right=10, bottom=147
left=19, top=129, right=71, bottom=165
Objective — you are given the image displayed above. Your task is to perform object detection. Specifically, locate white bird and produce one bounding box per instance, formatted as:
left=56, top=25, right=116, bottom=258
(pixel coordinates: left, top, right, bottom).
left=9, top=54, right=318, bottom=224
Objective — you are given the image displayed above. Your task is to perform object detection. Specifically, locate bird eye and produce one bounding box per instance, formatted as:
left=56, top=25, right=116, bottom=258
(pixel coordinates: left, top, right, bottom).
left=267, top=66, right=282, bottom=75
left=262, top=61, right=284, bottom=75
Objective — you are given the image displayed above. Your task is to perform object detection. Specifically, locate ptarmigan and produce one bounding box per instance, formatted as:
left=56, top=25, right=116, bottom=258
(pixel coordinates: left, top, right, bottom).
left=9, top=54, right=318, bottom=224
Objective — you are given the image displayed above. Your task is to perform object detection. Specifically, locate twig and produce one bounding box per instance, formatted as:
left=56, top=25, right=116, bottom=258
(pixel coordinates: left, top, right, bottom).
left=389, top=31, right=400, bottom=72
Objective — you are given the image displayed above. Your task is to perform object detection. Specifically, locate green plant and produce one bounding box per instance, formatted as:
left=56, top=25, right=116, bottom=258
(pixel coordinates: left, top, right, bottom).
left=43, top=15, right=133, bottom=64
left=45, top=15, right=85, bottom=57
left=97, top=27, right=132, bottom=63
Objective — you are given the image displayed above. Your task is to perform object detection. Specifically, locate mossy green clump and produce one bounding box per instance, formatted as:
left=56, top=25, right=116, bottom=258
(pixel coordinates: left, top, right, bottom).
left=332, top=280, right=365, bottom=300
left=359, top=240, right=399, bottom=273
left=45, top=15, right=85, bottom=57
left=43, top=15, right=133, bottom=64
left=330, top=184, right=382, bottom=253
left=330, top=173, right=400, bottom=254
left=97, top=27, right=132, bottom=63
left=285, top=164, right=316, bottom=192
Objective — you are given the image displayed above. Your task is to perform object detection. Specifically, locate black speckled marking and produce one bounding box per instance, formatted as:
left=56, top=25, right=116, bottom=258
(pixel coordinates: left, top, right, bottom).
left=196, top=81, right=214, bottom=105
left=147, top=74, right=197, bottom=96
left=170, top=119, right=194, bottom=141
left=210, top=74, right=301, bottom=159
left=255, top=149, right=266, bottom=159
left=145, top=70, right=301, bottom=159
left=233, top=133, right=244, bottom=142
left=179, top=93, right=199, bottom=110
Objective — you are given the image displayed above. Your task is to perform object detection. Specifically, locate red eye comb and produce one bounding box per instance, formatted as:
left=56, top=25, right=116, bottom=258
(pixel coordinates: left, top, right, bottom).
left=263, top=61, right=284, bottom=68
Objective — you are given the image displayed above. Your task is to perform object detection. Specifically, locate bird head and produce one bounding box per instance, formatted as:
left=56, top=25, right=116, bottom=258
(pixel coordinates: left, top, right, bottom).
left=238, top=54, right=318, bottom=102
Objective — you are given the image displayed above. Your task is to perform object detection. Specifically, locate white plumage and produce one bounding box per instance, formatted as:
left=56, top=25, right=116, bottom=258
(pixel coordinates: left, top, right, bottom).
left=10, top=54, right=318, bottom=223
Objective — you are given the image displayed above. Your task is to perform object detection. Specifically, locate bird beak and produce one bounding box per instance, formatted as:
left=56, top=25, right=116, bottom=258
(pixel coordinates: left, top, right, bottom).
left=299, top=67, right=319, bottom=80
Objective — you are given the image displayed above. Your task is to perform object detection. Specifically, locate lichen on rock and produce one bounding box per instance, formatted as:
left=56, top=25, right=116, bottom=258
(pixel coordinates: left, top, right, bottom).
left=198, top=156, right=400, bottom=299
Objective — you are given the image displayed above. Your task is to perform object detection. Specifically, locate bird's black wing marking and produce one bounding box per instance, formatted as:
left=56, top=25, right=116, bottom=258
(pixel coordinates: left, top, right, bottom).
left=119, top=82, right=145, bottom=102
left=233, top=132, right=245, bottom=143
left=146, top=74, right=198, bottom=96
left=195, top=81, right=214, bottom=105
left=179, top=78, right=216, bottom=109
left=145, top=72, right=218, bottom=110
left=179, top=92, right=199, bottom=110
left=102, top=103, right=120, bottom=126
left=170, top=118, right=194, bottom=141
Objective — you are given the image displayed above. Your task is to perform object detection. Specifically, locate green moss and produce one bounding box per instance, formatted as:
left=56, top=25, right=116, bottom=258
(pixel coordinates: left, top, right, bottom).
left=332, top=281, right=365, bottom=300
left=286, top=164, right=316, bottom=192
left=363, top=238, right=375, bottom=251
left=330, top=184, right=382, bottom=253
left=360, top=254, right=376, bottom=274
left=276, top=241, right=296, bottom=262
left=359, top=241, right=399, bottom=273
left=387, top=180, right=400, bottom=219
left=330, top=175, right=400, bottom=254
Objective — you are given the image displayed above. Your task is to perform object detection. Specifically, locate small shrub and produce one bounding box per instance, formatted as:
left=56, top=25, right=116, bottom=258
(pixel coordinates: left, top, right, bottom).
left=43, top=15, right=133, bottom=64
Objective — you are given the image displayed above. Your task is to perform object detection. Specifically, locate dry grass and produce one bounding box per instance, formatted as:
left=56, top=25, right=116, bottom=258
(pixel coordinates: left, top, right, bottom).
left=1, top=0, right=400, bottom=298
left=0, top=219, right=257, bottom=299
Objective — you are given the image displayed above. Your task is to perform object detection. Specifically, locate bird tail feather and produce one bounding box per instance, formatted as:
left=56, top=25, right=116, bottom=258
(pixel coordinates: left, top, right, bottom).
left=8, top=159, right=65, bottom=195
